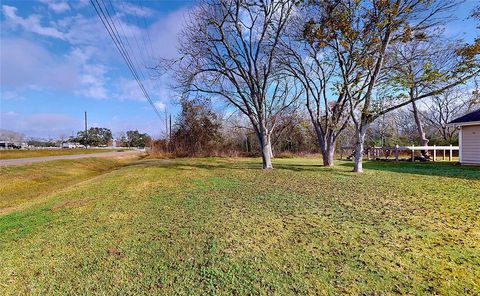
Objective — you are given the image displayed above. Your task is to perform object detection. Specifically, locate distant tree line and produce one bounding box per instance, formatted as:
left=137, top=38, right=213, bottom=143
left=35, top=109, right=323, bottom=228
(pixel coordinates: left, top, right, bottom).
left=152, top=88, right=478, bottom=157
left=116, top=130, right=151, bottom=148
left=69, top=128, right=151, bottom=148
left=70, top=127, right=113, bottom=146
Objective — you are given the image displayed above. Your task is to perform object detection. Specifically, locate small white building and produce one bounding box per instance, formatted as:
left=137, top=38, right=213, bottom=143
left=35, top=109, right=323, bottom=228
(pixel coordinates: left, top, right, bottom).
left=449, top=109, right=480, bottom=165
left=61, top=142, right=77, bottom=149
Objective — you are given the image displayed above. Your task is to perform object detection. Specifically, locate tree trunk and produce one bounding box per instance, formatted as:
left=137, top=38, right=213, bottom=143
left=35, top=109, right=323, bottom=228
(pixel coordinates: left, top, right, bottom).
left=353, top=123, right=368, bottom=173
left=322, top=133, right=336, bottom=167
left=262, top=139, right=273, bottom=169
left=313, top=121, right=336, bottom=167
left=249, top=116, right=273, bottom=169
left=322, top=144, right=335, bottom=167
left=411, top=100, right=429, bottom=157
left=259, top=132, right=273, bottom=169
left=253, top=126, right=273, bottom=169
left=266, top=133, right=274, bottom=159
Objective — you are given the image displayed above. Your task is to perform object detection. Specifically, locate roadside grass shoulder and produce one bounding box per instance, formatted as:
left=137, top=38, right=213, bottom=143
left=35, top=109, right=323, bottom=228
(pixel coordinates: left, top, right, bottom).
left=0, top=158, right=135, bottom=213
left=0, top=148, right=122, bottom=160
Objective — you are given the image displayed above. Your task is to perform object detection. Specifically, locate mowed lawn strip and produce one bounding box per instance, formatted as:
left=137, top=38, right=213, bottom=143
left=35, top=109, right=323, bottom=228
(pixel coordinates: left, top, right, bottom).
left=0, top=157, right=137, bottom=213
left=0, top=158, right=479, bottom=294
left=0, top=148, right=123, bottom=160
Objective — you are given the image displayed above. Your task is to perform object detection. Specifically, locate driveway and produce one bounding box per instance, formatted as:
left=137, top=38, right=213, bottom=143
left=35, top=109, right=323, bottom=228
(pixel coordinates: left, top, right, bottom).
left=0, top=150, right=143, bottom=166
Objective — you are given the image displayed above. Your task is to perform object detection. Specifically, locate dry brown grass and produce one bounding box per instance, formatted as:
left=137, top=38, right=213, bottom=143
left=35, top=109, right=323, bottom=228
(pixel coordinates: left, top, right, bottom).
left=0, top=157, right=136, bottom=214
left=0, top=149, right=121, bottom=160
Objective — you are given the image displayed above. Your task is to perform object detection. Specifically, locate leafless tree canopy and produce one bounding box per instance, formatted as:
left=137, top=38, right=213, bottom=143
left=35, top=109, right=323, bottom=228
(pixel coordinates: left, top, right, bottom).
left=300, top=0, right=479, bottom=172
left=278, top=6, right=352, bottom=166
left=153, top=0, right=479, bottom=171
left=175, top=0, right=300, bottom=169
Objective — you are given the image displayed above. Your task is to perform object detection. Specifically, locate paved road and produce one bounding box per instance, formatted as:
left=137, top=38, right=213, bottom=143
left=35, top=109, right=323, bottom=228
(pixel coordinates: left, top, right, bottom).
left=0, top=150, right=143, bottom=166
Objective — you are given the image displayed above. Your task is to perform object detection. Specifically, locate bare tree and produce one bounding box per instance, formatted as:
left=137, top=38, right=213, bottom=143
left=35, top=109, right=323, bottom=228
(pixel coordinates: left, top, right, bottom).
left=0, top=129, right=24, bottom=143
left=172, top=0, right=297, bottom=169
left=303, top=0, right=478, bottom=172
left=278, top=7, right=350, bottom=166
left=386, top=36, right=476, bottom=156
left=421, top=89, right=479, bottom=143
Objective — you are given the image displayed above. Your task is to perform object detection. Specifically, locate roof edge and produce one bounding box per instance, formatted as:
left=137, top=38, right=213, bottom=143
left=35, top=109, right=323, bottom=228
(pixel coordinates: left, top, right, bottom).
left=448, top=109, right=480, bottom=125
left=447, top=120, right=480, bottom=127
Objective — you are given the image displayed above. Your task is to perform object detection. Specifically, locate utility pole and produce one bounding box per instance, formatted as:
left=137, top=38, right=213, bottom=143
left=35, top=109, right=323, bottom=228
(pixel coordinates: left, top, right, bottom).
left=165, top=109, right=168, bottom=140
left=84, top=111, right=88, bottom=149
left=169, top=114, right=172, bottom=153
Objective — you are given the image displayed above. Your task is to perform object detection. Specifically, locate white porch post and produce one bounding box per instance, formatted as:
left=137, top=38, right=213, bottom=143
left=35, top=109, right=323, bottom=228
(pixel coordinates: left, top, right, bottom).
left=459, top=127, right=463, bottom=163
left=411, top=144, right=415, bottom=162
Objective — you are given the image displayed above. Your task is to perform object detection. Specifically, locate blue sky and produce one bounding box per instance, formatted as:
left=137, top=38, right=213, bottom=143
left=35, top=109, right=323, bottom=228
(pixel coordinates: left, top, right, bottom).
left=0, top=0, right=192, bottom=139
left=0, top=0, right=478, bottom=139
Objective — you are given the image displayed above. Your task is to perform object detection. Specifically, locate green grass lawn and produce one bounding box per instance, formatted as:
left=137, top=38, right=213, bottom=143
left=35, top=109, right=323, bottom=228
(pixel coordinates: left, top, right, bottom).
left=0, top=148, right=123, bottom=160
left=0, top=157, right=479, bottom=294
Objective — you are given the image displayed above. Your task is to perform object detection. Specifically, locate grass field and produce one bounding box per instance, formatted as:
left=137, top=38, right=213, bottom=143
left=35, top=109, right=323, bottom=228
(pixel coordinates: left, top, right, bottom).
left=1, top=157, right=479, bottom=294
left=0, top=157, right=136, bottom=214
left=0, top=148, right=123, bottom=160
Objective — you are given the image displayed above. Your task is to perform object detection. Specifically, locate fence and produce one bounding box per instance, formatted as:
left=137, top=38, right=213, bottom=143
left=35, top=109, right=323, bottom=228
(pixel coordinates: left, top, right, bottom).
left=340, top=145, right=459, bottom=162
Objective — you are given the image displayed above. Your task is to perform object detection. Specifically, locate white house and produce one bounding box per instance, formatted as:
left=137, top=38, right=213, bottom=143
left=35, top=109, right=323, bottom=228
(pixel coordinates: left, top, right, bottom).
left=448, top=109, right=480, bottom=165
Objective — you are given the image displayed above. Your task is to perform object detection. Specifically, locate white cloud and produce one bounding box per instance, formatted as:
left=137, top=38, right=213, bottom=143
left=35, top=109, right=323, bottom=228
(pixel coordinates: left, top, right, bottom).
left=60, top=14, right=113, bottom=47
left=76, top=74, right=108, bottom=99
left=0, top=38, right=78, bottom=90
left=0, top=111, right=81, bottom=138
left=74, top=0, right=90, bottom=8
left=115, top=78, right=144, bottom=101
left=116, top=2, right=154, bottom=17
left=39, top=0, right=70, bottom=13
left=0, top=38, right=108, bottom=99
left=1, top=90, right=24, bottom=101
left=1, top=3, right=188, bottom=110
left=68, top=48, right=109, bottom=99
left=2, top=5, right=65, bottom=39
left=148, top=7, right=190, bottom=59
left=2, top=5, right=109, bottom=48
left=113, top=75, right=177, bottom=111
left=154, top=101, right=165, bottom=110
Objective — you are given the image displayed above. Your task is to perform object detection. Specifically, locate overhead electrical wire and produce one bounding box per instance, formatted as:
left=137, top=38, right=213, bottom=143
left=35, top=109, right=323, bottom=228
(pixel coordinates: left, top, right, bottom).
left=115, top=0, right=155, bottom=92
left=118, top=0, right=167, bottom=122
left=136, top=0, right=156, bottom=65
left=90, top=0, right=163, bottom=120
left=105, top=0, right=161, bottom=108
left=123, top=0, right=163, bottom=101
left=106, top=0, right=147, bottom=82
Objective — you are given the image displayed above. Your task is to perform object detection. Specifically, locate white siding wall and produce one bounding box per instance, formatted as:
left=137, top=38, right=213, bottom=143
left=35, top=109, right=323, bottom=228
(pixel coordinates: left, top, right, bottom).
left=461, top=125, right=480, bottom=165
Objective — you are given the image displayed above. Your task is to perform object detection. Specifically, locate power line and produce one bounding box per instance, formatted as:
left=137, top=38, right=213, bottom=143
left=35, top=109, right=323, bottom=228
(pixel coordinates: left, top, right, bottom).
left=106, top=0, right=148, bottom=83
left=125, top=0, right=163, bottom=105
left=117, top=0, right=169, bottom=132
left=97, top=0, right=151, bottom=103
left=90, top=0, right=162, bottom=120
left=104, top=0, right=163, bottom=120
left=136, top=0, right=156, bottom=64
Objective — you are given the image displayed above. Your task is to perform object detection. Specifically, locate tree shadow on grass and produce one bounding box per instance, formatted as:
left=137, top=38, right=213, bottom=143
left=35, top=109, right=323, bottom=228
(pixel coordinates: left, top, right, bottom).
left=131, top=158, right=356, bottom=177
left=339, top=160, right=480, bottom=180
left=127, top=158, right=479, bottom=180
left=126, top=158, right=263, bottom=171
